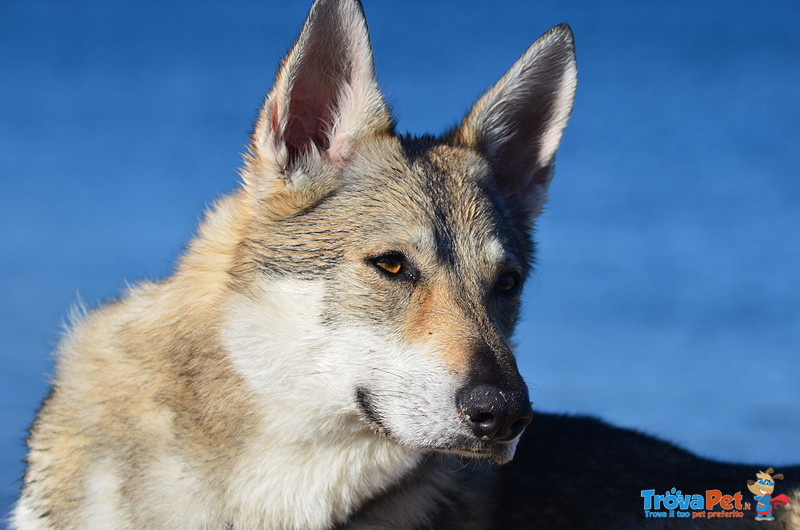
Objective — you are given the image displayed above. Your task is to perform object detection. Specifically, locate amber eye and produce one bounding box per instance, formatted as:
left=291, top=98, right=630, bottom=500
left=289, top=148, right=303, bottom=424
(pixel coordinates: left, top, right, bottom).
left=375, top=256, right=403, bottom=275
left=370, top=253, right=419, bottom=282
left=496, top=271, right=520, bottom=294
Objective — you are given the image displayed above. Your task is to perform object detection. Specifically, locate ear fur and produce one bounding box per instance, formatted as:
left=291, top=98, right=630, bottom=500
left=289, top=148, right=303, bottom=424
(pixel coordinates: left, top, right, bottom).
left=245, top=0, right=392, bottom=194
left=453, top=24, right=577, bottom=221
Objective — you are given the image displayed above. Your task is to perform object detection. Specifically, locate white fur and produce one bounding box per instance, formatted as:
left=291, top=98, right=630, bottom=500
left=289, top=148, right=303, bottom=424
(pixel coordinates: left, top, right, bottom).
left=219, top=276, right=514, bottom=528
left=140, top=455, right=213, bottom=528
left=537, top=55, right=577, bottom=172
left=221, top=278, right=424, bottom=528
left=483, top=237, right=506, bottom=266
left=80, top=460, right=124, bottom=528
left=10, top=499, right=52, bottom=530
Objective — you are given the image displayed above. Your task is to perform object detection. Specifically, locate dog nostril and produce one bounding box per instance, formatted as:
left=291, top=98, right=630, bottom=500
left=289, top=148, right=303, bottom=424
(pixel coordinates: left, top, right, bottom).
left=470, top=412, right=495, bottom=425
left=506, top=416, right=532, bottom=439
left=458, top=384, right=532, bottom=443
left=466, top=410, right=499, bottom=441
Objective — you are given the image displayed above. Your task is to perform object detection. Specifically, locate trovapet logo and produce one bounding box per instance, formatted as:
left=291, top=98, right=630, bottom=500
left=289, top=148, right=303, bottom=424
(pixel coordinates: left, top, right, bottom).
left=641, top=468, right=792, bottom=521
left=640, top=488, right=748, bottom=520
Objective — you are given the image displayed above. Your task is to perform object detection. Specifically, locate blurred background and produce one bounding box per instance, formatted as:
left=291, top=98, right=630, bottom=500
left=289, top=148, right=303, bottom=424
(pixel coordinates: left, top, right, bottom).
left=1, top=0, right=798, bottom=519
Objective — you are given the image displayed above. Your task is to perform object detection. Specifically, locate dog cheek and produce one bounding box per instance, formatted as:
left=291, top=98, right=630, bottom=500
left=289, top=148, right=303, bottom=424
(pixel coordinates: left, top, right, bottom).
left=329, top=268, right=415, bottom=329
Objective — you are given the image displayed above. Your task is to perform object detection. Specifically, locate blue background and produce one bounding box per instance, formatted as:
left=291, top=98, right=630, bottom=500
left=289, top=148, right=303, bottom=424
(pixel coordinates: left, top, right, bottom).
left=1, top=0, right=798, bottom=519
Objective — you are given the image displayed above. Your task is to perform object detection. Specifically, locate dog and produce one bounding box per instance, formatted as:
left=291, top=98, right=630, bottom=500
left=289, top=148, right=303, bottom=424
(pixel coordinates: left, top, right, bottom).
left=13, top=0, right=799, bottom=528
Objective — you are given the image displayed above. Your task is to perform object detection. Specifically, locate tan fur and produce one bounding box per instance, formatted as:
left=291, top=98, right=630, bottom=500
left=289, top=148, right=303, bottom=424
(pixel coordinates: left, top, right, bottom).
left=403, top=282, right=474, bottom=372
left=20, top=207, right=263, bottom=526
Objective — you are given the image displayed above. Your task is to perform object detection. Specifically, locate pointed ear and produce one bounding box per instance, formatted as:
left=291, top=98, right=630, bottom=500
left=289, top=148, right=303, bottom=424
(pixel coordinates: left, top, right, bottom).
left=246, top=0, right=392, bottom=188
left=452, top=24, right=577, bottom=222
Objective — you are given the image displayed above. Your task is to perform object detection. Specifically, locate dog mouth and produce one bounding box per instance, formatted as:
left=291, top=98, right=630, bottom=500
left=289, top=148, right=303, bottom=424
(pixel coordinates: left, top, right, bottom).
left=435, top=437, right=517, bottom=465
left=355, top=387, right=393, bottom=439
left=355, top=387, right=517, bottom=463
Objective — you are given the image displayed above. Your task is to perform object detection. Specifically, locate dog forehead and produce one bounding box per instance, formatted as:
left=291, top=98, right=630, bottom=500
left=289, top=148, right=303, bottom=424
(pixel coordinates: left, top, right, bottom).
left=366, top=138, right=498, bottom=217
left=342, top=138, right=511, bottom=259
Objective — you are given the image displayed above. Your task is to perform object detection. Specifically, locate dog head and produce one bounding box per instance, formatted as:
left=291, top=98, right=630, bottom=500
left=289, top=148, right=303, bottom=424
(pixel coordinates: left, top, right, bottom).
left=748, top=468, right=784, bottom=496
left=222, top=0, right=576, bottom=465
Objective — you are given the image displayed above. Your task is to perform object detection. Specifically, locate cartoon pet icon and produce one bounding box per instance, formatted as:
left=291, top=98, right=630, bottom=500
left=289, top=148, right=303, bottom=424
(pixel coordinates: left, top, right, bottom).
left=747, top=467, right=791, bottom=521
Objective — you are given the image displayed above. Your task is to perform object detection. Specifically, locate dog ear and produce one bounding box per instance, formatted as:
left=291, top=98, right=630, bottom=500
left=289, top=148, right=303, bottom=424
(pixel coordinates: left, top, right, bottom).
left=245, top=0, right=392, bottom=190
left=773, top=473, right=784, bottom=481
left=452, top=24, right=576, bottom=222
left=748, top=480, right=755, bottom=485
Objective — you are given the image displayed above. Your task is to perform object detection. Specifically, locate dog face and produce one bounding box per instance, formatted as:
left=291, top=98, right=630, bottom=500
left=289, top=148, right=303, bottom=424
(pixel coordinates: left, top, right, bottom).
left=223, top=0, right=576, bottom=464
left=748, top=468, right=784, bottom=496
left=748, top=478, right=776, bottom=497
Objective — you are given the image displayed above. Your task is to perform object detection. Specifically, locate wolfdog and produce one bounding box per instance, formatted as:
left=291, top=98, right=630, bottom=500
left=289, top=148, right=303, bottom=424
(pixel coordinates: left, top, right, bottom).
left=13, top=0, right=798, bottom=528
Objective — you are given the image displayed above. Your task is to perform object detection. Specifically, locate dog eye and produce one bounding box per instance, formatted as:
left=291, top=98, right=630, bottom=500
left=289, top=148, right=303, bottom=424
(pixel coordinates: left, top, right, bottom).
left=496, top=271, right=520, bottom=294
left=375, top=256, right=403, bottom=275
left=370, top=253, right=419, bottom=282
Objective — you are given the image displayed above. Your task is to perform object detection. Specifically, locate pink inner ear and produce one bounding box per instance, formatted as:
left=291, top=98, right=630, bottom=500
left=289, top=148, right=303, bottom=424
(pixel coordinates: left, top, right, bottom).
left=261, top=0, right=390, bottom=171
left=284, top=91, right=333, bottom=159
left=278, top=20, right=345, bottom=163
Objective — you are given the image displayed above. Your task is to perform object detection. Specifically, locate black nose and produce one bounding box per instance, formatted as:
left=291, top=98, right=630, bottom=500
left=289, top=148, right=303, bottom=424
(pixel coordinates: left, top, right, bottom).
left=457, top=384, right=533, bottom=442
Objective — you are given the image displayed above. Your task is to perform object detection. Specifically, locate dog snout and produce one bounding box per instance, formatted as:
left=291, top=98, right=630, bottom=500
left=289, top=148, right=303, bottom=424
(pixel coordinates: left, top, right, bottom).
left=457, top=383, right=532, bottom=442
